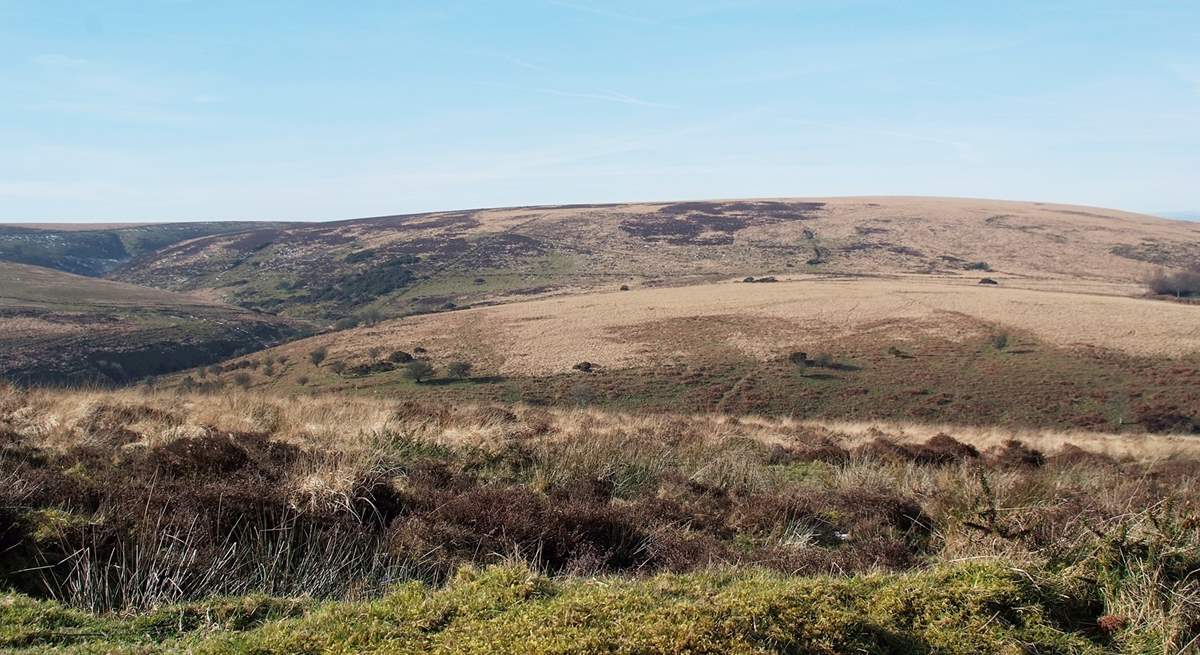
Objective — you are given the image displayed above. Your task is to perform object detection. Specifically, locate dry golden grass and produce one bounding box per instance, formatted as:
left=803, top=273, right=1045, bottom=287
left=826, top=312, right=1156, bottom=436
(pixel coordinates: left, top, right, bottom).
left=7, top=386, right=1198, bottom=464
left=265, top=275, right=1200, bottom=377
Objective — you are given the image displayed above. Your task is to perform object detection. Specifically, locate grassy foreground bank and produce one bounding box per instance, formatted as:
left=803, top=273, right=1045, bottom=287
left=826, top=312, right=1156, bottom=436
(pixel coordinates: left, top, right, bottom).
left=0, top=562, right=1138, bottom=654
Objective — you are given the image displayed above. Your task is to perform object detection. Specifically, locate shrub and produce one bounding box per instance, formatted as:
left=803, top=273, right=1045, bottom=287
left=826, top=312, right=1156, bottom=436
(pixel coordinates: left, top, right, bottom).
left=787, top=351, right=808, bottom=367
left=356, top=308, right=385, bottom=326
left=572, top=362, right=595, bottom=373
left=232, top=372, right=252, bottom=389
left=367, top=346, right=383, bottom=360
left=619, top=285, right=630, bottom=291
left=447, top=361, right=473, bottom=380
left=812, top=353, right=834, bottom=368
left=332, top=317, right=359, bottom=331
left=309, top=347, right=328, bottom=366
left=1148, top=266, right=1200, bottom=298
left=966, top=261, right=991, bottom=271
left=388, top=350, right=413, bottom=364
left=405, top=360, right=435, bottom=383
left=329, top=361, right=347, bottom=375
left=296, top=376, right=309, bottom=386
left=978, top=277, right=999, bottom=285
left=991, top=332, right=1009, bottom=350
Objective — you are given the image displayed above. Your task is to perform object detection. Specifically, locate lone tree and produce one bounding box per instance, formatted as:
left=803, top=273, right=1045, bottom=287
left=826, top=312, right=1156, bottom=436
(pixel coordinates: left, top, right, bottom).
left=404, top=359, right=435, bottom=383
left=447, top=361, right=473, bottom=379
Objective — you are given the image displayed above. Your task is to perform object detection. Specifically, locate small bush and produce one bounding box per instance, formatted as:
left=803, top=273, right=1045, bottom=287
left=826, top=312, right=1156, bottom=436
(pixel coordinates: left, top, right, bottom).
left=356, top=308, right=384, bottom=326
left=231, top=372, right=252, bottom=389
left=405, top=360, right=435, bottom=383
left=332, top=317, right=359, bottom=331
left=296, top=376, right=309, bottom=386
left=619, top=284, right=630, bottom=291
left=991, top=332, right=1009, bottom=350
left=447, top=361, right=473, bottom=380
left=309, top=347, right=328, bottom=366
left=389, top=350, right=413, bottom=364
left=572, top=361, right=596, bottom=373
left=329, top=361, right=347, bottom=375
left=966, top=261, right=991, bottom=271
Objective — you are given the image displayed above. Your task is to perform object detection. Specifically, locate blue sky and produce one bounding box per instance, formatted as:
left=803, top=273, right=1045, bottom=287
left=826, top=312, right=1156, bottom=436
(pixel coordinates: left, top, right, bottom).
left=2, top=1, right=1197, bottom=221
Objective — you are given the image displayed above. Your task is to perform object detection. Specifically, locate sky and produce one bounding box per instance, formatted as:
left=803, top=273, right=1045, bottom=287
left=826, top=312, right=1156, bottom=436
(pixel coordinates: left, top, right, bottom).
left=1, top=1, right=1198, bottom=222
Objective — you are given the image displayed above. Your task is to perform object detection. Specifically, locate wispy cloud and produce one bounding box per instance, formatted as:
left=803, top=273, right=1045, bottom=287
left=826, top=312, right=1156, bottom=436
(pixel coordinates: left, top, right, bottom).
left=544, top=0, right=656, bottom=24
left=477, top=81, right=677, bottom=109
left=31, top=53, right=91, bottom=68
left=538, top=88, right=677, bottom=108
left=462, top=48, right=547, bottom=72
left=22, top=53, right=218, bottom=124
left=786, top=117, right=977, bottom=161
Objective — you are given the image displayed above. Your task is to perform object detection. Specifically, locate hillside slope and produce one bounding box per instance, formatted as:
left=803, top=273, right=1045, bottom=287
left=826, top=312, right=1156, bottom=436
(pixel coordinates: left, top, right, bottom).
left=0, top=221, right=287, bottom=276
left=186, top=274, right=1200, bottom=433
left=0, top=262, right=309, bottom=384
left=111, top=197, right=1200, bottom=322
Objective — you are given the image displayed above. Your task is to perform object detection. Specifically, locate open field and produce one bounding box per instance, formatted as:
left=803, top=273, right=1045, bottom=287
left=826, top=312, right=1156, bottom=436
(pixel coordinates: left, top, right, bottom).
left=188, top=275, right=1200, bottom=433
left=3, top=387, right=1200, bottom=652
left=0, top=263, right=309, bottom=384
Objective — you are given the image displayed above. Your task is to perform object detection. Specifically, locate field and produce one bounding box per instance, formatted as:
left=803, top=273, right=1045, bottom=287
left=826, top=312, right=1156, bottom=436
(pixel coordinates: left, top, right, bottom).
left=0, top=263, right=308, bottom=384
left=186, top=275, right=1200, bottom=434
left=3, top=386, right=1200, bottom=652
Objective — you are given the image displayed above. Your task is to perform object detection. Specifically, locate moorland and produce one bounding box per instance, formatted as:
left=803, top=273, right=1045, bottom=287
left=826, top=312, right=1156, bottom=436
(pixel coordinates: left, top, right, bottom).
left=2, top=196, right=1199, bottom=653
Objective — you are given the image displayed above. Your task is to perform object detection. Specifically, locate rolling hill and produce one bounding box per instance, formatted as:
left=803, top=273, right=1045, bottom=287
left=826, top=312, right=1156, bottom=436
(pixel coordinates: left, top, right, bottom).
left=108, top=197, right=1200, bottom=323
left=0, top=262, right=309, bottom=385
left=0, top=221, right=288, bottom=277
left=179, top=272, right=1200, bottom=434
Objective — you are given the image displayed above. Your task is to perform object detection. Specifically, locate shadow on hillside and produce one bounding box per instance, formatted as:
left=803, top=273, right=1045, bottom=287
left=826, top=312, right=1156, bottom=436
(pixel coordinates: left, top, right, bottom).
left=421, top=375, right=505, bottom=386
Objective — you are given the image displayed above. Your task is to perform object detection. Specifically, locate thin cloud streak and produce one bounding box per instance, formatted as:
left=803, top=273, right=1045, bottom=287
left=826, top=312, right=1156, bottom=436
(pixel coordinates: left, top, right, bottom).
left=538, top=88, right=678, bottom=109
left=544, top=0, right=656, bottom=24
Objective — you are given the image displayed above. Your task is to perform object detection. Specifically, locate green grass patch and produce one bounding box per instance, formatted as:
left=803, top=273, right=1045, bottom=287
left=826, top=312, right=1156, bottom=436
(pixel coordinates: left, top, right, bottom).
left=2, top=563, right=1107, bottom=654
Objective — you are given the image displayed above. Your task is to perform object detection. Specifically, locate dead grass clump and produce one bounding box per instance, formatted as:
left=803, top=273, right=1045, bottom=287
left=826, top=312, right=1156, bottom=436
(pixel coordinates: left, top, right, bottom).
left=769, top=438, right=849, bottom=464
left=77, top=401, right=180, bottom=446
left=729, top=488, right=932, bottom=572
left=145, top=431, right=299, bottom=478
left=1048, top=443, right=1119, bottom=468
left=388, top=484, right=650, bottom=578
left=990, top=439, right=1046, bottom=468
left=918, top=433, right=980, bottom=464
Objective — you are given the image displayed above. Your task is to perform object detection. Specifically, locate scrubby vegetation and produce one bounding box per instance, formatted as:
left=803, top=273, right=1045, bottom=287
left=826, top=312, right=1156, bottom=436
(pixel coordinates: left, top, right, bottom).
left=2, top=386, right=1200, bottom=652
left=1148, top=265, right=1200, bottom=298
